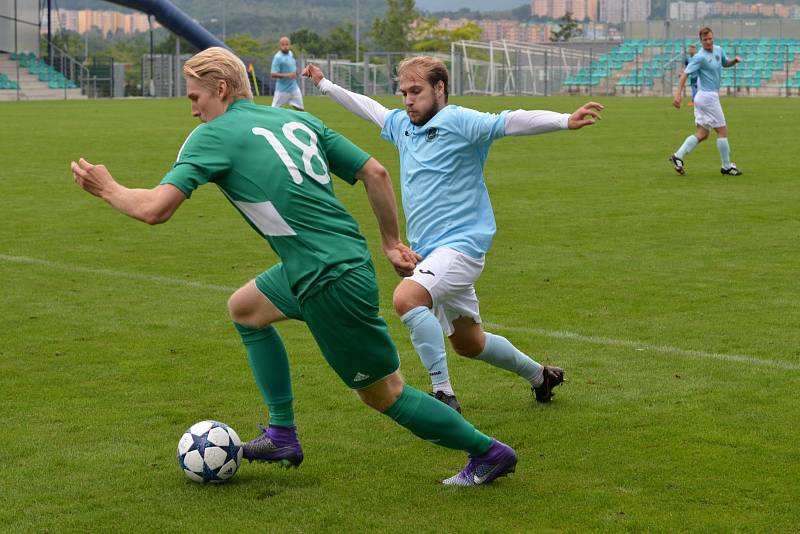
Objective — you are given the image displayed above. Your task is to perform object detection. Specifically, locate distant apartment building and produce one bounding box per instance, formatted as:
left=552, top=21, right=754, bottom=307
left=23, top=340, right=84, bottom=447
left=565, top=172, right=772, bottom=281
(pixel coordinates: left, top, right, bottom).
left=438, top=18, right=553, bottom=42
left=532, top=0, right=599, bottom=21
left=42, top=9, right=156, bottom=34
left=668, top=1, right=797, bottom=20
left=599, top=0, right=651, bottom=23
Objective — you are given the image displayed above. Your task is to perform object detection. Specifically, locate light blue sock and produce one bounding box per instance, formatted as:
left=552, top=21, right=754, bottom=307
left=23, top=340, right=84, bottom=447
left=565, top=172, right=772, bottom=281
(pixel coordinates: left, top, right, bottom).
left=477, top=333, right=544, bottom=387
left=717, top=138, right=731, bottom=168
left=400, top=306, right=451, bottom=392
left=676, top=135, right=699, bottom=159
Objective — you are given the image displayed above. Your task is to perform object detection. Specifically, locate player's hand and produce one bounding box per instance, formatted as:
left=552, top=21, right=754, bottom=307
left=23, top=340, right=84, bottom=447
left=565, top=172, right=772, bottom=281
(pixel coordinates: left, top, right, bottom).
left=301, top=63, right=325, bottom=86
left=287, top=72, right=297, bottom=80
left=733, top=56, right=742, bottom=65
left=384, top=243, right=420, bottom=278
left=71, top=158, right=116, bottom=198
left=673, top=95, right=682, bottom=109
left=568, top=101, right=603, bottom=129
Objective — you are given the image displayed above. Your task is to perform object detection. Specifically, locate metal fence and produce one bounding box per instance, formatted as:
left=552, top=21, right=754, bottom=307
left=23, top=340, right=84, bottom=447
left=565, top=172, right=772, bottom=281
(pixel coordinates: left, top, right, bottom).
left=447, top=39, right=800, bottom=98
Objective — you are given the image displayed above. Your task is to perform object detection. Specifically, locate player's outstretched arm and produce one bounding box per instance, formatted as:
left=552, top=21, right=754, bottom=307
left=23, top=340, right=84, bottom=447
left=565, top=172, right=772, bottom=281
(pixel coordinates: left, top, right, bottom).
left=302, top=63, right=391, bottom=128
left=567, top=101, right=604, bottom=129
left=504, top=102, right=602, bottom=136
left=356, top=157, right=420, bottom=277
left=71, top=158, right=185, bottom=225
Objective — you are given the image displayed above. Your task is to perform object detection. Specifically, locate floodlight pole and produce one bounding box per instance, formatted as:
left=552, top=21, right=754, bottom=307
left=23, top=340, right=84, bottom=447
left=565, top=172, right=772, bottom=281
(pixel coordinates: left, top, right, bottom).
left=47, top=0, right=52, bottom=65
left=355, top=0, right=360, bottom=63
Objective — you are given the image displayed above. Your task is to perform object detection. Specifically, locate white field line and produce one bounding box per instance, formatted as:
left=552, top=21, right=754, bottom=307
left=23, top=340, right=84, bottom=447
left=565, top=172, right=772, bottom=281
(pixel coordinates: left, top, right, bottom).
left=4, top=253, right=797, bottom=371
left=0, top=253, right=236, bottom=293
left=482, top=322, right=800, bottom=371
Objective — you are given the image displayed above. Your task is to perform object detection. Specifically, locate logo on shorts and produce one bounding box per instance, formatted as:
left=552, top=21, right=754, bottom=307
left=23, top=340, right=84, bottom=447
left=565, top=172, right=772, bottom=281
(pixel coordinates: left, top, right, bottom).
left=353, top=372, right=370, bottom=382
left=425, top=128, right=438, bottom=142
left=418, top=269, right=435, bottom=276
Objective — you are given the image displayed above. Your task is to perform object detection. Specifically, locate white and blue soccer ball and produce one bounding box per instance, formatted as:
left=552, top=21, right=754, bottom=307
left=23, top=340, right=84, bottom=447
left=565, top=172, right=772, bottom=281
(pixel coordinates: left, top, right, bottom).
left=177, top=420, right=243, bottom=484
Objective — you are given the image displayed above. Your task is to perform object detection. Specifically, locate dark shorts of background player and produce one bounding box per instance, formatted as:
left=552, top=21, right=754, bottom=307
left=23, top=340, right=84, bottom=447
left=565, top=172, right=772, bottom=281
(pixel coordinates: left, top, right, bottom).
left=255, top=261, right=400, bottom=389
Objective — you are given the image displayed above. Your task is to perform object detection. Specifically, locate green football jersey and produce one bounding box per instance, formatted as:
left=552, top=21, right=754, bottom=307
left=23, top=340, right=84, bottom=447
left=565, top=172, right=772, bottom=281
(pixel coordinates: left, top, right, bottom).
left=161, top=99, right=372, bottom=301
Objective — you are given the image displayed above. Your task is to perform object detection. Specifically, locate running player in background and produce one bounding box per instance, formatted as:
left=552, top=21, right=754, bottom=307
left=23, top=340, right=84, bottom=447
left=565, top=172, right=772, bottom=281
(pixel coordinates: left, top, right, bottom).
left=671, top=27, right=743, bottom=176
left=271, top=37, right=304, bottom=110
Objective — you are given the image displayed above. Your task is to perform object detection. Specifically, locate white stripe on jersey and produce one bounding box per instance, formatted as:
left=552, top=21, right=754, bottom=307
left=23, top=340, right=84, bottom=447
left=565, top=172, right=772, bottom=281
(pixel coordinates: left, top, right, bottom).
left=176, top=125, right=204, bottom=161
left=233, top=200, right=297, bottom=236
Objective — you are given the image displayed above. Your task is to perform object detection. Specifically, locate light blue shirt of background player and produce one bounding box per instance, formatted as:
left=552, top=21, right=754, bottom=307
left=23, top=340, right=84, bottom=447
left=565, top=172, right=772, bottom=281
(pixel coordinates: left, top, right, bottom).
left=380, top=105, right=507, bottom=259
left=684, top=44, right=728, bottom=93
left=271, top=49, right=299, bottom=93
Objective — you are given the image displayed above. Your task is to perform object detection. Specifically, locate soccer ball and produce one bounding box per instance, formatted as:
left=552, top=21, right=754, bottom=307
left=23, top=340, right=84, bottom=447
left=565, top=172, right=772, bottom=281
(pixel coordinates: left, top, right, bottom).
left=177, top=420, right=243, bottom=483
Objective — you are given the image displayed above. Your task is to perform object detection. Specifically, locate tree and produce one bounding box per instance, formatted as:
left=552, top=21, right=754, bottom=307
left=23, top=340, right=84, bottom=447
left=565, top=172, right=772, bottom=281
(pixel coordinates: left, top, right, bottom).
left=549, top=11, right=583, bottom=42
left=154, top=34, right=198, bottom=55
left=370, top=0, right=417, bottom=52
left=289, top=28, right=327, bottom=57
left=412, top=20, right=482, bottom=53
left=226, top=33, right=268, bottom=59
left=327, top=23, right=357, bottom=60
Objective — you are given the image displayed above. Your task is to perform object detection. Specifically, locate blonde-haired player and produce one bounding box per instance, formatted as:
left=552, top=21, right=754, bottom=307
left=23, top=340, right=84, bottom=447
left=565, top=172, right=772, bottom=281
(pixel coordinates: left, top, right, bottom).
left=72, top=46, right=519, bottom=487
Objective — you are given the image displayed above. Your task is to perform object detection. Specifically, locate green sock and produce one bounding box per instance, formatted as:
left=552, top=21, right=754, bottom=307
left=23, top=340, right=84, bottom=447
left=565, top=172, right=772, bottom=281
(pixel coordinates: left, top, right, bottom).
left=383, top=385, right=493, bottom=456
left=233, top=323, right=295, bottom=427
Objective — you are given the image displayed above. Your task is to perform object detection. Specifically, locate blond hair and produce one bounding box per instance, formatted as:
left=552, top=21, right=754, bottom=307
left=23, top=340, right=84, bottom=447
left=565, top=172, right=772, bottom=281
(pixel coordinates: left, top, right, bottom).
left=183, top=47, right=253, bottom=100
left=397, top=55, right=449, bottom=102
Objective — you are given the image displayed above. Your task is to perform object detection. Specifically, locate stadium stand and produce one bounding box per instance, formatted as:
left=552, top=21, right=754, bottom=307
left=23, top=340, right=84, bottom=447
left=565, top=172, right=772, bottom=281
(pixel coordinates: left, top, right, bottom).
left=0, top=52, right=85, bottom=100
left=564, top=38, right=800, bottom=97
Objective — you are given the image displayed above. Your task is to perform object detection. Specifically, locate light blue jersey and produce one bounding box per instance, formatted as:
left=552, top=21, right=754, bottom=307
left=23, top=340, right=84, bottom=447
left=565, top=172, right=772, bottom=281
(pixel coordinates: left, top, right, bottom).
left=271, top=51, right=298, bottom=93
left=684, top=45, right=729, bottom=93
left=381, top=105, right=507, bottom=259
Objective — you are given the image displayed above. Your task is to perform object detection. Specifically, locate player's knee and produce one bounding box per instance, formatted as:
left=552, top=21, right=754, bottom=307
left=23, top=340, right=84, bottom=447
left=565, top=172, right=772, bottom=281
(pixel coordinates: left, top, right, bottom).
left=227, top=292, right=247, bottom=323
left=449, top=324, right=485, bottom=358
left=451, top=338, right=483, bottom=358
left=227, top=289, right=260, bottom=326
left=393, top=287, right=416, bottom=316
left=357, top=372, right=405, bottom=412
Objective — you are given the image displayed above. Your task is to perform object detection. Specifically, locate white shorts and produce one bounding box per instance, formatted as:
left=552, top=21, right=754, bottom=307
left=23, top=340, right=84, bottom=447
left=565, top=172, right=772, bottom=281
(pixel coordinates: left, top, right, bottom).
left=693, top=90, right=726, bottom=130
left=407, top=247, right=484, bottom=336
left=272, top=88, right=304, bottom=109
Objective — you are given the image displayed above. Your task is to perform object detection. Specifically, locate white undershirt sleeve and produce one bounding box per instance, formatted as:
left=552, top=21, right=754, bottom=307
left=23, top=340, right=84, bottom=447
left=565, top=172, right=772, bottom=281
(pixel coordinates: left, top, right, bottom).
left=317, top=78, right=391, bottom=129
left=504, top=109, right=570, bottom=136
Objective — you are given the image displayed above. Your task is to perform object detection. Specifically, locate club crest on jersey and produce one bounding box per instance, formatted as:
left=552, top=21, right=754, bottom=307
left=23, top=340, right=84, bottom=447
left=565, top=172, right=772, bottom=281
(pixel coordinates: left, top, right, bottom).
left=425, top=128, right=438, bottom=142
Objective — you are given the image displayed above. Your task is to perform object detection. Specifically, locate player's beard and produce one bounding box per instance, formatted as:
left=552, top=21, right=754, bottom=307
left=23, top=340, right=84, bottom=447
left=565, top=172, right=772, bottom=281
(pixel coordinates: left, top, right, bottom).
left=408, top=102, right=442, bottom=126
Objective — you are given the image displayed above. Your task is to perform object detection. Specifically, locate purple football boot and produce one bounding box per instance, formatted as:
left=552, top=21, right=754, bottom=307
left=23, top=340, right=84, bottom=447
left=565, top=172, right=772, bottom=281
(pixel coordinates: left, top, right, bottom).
left=442, top=439, right=518, bottom=486
left=242, top=424, right=304, bottom=468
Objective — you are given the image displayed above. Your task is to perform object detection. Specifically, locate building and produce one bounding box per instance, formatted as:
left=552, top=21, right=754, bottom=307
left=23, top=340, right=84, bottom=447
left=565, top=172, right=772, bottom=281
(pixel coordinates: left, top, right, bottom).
left=533, top=0, right=599, bottom=21
left=438, top=18, right=553, bottom=42
left=42, top=9, right=156, bottom=35
left=668, top=1, right=797, bottom=20
left=599, top=0, right=651, bottom=23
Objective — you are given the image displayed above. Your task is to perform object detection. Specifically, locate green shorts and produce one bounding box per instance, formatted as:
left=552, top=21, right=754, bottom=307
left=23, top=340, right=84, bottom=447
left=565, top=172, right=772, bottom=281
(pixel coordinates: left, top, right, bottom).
left=255, top=262, right=400, bottom=389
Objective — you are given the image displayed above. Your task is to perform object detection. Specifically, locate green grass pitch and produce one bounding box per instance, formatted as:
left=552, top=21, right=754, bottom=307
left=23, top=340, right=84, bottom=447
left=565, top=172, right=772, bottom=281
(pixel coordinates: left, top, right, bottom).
left=1, top=95, right=799, bottom=531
